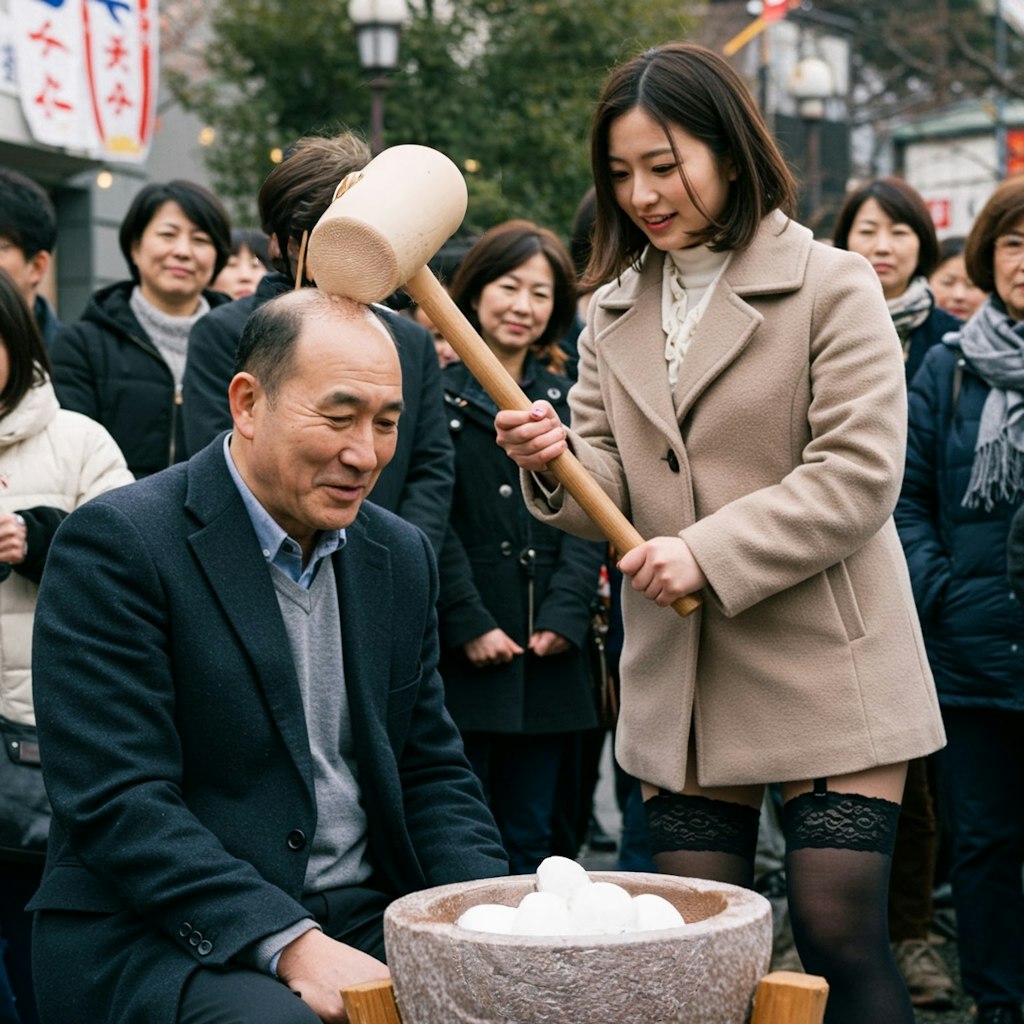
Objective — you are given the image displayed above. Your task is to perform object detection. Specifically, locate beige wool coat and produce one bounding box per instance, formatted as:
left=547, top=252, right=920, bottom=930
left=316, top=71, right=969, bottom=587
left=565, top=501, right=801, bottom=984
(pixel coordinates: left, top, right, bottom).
left=524, top=211, right=945, bottom=791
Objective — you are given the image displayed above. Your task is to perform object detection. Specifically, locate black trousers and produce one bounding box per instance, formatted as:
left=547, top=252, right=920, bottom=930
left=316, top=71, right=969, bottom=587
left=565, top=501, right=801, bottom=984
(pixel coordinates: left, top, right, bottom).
left=938, top=706, right=1024, bottom=1010
left=177, top=885, right=391, bottom=1024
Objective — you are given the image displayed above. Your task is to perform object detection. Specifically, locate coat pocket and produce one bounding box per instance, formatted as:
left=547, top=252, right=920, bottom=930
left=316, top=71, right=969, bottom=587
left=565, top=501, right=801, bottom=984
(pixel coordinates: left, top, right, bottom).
left=825, top=561, right=867, bottom=641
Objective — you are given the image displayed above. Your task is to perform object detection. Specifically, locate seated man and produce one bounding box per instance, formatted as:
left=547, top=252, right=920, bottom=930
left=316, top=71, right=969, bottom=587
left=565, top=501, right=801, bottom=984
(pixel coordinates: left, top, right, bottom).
left=30, top=289, right=507, bottom=1024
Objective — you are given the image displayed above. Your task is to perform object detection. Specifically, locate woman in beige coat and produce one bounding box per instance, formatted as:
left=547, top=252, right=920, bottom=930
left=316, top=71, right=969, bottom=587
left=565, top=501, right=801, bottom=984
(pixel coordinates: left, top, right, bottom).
left=496, top=43, right=944, bottom=1024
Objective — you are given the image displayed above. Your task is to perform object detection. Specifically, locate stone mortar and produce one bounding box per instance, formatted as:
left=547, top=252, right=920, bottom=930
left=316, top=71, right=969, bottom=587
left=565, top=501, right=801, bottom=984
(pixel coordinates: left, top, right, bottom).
left=383, top=871, right=772, bottom=1024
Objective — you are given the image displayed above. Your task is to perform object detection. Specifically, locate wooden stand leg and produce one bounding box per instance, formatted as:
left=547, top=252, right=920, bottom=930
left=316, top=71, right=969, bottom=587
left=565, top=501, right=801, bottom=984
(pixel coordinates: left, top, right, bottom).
left=750, top=971, right=829, bottom=1024
left=340, top=978, right=403, bottom=1024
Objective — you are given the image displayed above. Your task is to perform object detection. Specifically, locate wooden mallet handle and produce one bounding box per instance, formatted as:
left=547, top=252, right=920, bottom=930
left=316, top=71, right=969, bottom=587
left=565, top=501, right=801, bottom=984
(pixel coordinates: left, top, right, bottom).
left=405, top=266, right=700, bottom=618
left=306, top=146, right=700, bottom=617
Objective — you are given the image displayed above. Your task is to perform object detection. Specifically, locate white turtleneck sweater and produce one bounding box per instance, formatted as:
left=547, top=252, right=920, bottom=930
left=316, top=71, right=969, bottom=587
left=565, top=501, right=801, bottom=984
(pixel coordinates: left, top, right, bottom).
left=661, top=245, right=731, bottom=389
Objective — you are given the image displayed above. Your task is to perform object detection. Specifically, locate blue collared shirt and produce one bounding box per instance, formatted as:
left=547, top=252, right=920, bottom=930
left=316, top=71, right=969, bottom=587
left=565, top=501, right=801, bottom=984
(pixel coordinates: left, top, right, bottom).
left=223, top=434, right=345, bottom=589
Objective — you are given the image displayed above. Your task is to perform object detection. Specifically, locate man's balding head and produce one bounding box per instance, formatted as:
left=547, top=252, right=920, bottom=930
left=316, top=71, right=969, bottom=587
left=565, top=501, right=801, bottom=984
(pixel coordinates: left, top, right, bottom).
left=234, top=289, right=395, bottom=402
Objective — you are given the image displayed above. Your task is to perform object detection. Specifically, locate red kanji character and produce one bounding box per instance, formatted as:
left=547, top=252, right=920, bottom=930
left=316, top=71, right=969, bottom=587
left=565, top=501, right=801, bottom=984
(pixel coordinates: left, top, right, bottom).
left=106, top=35, right=129, bottom=70
left=34, top=75, right=74, bottom=117
left=28, top=20, right=68, bottom=57
left=106, top=81, right=133, bottom=115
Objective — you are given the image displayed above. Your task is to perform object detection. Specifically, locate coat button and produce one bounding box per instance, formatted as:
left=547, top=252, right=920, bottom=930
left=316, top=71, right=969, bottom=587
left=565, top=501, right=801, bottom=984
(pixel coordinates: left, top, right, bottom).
left=197, top=940, right=213, bottom=956
left=179, top=923, right=192, bottom=938
left=449, top=418, right=463, bottom=431
left=547, top=387, right=562, bottom=400
left=498, top=484, right=513, bottom=498
left=665, top=449, right=680, bottom=473
left=500, top=541, right=513, bottom=556
left=188, top=930, right=203, bottom=947
left=287, top=829, right=306, bottom=850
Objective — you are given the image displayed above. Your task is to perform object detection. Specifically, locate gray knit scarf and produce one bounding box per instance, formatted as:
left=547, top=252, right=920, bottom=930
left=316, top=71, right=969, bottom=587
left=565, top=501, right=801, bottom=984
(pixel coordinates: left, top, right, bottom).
left=954, top=296, right=1024, bottom=510
left=129, top=286, right=210, bottom=392
left=887, top=275, right=933, bottom=344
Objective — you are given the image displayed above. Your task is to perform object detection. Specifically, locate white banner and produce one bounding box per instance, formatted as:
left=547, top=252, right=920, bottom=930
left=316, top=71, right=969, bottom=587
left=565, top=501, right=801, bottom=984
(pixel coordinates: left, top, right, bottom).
left=11, top=0, right=95, bottom=150
left=82, top=0, right=158, bottom=161
left=9, top=0, right=158, bottom=162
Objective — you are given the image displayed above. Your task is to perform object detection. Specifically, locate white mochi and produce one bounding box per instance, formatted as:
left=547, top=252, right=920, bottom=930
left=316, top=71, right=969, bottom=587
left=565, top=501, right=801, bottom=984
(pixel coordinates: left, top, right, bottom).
left=631, top=892, right=686, bottom=931
left=535, top=855, right=591, bottom=900
left=511, top=891, right=572, bottom=936
left=456, top=903, right=518, bottom=934
left=568, top=881, right=636, bottom=935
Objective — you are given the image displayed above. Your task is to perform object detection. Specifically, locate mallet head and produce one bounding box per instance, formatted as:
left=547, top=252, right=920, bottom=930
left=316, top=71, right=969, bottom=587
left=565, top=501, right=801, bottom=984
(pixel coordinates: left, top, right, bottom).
left=306, top=144, right=468, bottom=303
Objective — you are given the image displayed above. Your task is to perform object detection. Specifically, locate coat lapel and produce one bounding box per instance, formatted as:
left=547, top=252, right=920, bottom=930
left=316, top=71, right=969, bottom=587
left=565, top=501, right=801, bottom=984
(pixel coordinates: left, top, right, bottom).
left=184, top=439, right=313, bottom=785
left=597, top=255, right=683, bottom=449
left=670, top=280, right=764, bottom=423
left=598, top=212, right=813, bottom=430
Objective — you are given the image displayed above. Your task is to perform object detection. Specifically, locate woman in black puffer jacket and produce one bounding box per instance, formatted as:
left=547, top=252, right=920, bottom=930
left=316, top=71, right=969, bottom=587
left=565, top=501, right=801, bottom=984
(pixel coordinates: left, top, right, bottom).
left=896, top=176, right=1024, bottom=1024
left=50, top=180, right=231, bottom=477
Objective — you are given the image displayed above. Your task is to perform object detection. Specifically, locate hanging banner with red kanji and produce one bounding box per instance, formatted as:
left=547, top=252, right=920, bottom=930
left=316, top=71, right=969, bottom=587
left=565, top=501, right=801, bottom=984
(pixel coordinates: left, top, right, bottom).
left=82, top=0, right=158, bottom=161
left=12, top=0, right=94, bottom=151
left=10, top=0, right=158, bottom=163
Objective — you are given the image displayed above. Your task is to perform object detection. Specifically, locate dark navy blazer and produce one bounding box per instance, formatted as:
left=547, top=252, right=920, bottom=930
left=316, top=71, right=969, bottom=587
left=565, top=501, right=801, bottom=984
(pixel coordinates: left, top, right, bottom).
left=29, top=437, right=506, bottom=1024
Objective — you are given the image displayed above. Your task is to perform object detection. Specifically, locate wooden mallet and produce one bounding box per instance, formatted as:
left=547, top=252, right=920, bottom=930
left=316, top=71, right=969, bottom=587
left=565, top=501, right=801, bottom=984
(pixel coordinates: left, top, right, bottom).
left=306, top=144, right=700, bottom=618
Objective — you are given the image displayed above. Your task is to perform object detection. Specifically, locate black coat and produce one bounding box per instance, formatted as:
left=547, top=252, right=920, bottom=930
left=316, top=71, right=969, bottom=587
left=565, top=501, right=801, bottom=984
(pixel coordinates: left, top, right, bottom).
left=28, top=438, right=507, bottom=1024
left=896, top=338, right=1024, bottom=710
left=50, top=281, right=231, bottom=478
left=181, top=273, right=455, bottom=554
left=437, top=359, right=604, bottom=735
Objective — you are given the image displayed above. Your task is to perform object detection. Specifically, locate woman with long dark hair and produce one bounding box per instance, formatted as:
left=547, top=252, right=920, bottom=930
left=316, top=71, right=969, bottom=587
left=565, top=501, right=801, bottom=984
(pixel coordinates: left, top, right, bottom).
left=495, top=43, right=945, bottom=1023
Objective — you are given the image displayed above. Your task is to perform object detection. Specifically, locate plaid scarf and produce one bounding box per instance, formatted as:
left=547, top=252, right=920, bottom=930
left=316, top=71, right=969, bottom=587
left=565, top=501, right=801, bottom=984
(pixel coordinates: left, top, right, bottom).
left=887, top=276, right=934, bottom=346
left=952, top=295, right=1024, bottom=510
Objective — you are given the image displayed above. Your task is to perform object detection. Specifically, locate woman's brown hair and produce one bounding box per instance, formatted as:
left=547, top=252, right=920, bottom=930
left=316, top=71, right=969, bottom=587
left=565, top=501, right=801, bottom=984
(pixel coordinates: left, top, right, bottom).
left=831, top=177, right=940, bottom=280
left=964, top=176, right=1024, bottom=295
left=586, top=42, right=796, bottom=288
left=448, top=220, right=577, bottom=373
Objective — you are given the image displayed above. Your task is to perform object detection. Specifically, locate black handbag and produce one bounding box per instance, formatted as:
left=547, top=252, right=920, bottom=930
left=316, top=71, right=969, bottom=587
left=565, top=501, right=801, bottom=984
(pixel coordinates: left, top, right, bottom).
left=0, top=715, right=50, bottom=861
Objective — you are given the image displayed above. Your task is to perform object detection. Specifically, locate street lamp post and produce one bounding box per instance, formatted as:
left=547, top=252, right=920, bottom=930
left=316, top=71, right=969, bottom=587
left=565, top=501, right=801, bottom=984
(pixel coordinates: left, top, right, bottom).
left=348, top=0, right=408, bottom=156
left=788, top=56, right=835, bottom=229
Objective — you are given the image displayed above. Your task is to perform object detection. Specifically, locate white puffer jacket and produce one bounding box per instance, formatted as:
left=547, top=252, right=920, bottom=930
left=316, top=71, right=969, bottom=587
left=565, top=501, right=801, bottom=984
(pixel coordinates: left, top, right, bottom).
left=0, top=379, right=133, bottom=725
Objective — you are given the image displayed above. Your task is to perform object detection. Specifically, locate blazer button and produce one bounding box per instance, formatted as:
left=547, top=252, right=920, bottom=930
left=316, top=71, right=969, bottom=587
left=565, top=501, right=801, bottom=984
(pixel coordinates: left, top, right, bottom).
left=500, top=541, right=513, bottom=556
left=197, top=940, right=213, bottom=956
left=665, top=449, right=680, bottom=473
left=498, top=484, right=514, bottom=498
left=179, top=923, right=192, bottom=939
left=287, top=829, right=306, bottom=850
left=188, top=930, right=203, bottom=947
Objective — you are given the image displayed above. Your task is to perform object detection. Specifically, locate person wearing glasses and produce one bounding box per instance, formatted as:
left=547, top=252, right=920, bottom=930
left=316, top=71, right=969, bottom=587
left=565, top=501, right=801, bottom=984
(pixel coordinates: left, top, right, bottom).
left=895, top=176, right=1024, bottom=1024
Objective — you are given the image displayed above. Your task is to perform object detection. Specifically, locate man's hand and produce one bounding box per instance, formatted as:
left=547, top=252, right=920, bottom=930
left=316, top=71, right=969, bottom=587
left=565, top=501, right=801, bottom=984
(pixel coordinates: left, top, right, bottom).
left=276, top=929, right=390, bottom=1023
left=0, top=513, right=27, bottom=566
left=464, top=628, right=524, bottom=667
